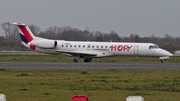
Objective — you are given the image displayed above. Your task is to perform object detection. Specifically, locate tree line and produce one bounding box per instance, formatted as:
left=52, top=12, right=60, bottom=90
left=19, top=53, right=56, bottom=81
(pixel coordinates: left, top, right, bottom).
left=0, top=23, right=180, bottom=53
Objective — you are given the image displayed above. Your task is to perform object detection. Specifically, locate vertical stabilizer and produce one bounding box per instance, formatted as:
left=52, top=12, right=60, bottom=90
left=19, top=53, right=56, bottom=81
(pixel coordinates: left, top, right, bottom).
left=7, top=22, right=36, bottom=50
left=9, top=22, right=35, bottom=44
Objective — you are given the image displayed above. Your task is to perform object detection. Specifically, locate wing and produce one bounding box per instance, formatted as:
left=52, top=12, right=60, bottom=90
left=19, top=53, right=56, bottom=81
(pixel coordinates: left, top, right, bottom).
left=56, top=50, right=97, bottom=57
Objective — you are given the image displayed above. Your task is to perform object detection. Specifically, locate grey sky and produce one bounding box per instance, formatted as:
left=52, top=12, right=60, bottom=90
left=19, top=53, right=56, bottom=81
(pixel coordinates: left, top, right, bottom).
left=0, top=0, right=180, bottom=37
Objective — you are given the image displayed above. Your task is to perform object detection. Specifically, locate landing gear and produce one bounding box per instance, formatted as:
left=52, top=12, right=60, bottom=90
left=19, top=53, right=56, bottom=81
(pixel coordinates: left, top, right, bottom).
left=159, top=59, right=163, bottom=63
left=84, top=58, right=92, bottom=62
left=73, top=58, right=79, bottom=62
left=73, top=57, right=92, bottom=62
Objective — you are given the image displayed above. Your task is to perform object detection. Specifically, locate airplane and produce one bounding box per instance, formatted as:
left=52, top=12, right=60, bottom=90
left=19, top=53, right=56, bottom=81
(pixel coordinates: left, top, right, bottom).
left=7, top=22, right=173, bottom=63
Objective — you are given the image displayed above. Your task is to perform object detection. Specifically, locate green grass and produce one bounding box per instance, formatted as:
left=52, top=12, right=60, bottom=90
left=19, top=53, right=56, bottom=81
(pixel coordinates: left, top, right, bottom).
left=0, top=54, right=74, bottom=62
left=0, top=70, right=180, bottom=101
left=0, top=54, right=180, bottom=101
left=0, top=54, right=179, bottom=63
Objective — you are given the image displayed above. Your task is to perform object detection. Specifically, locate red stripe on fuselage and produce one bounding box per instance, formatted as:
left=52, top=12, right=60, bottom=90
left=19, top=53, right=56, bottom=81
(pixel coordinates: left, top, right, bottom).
left=19, top=26, right=33, bottom=42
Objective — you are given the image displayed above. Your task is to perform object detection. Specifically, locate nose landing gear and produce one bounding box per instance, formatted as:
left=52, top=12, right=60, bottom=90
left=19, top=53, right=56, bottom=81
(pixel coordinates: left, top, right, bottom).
left=159, top=59, right=163, bottom=63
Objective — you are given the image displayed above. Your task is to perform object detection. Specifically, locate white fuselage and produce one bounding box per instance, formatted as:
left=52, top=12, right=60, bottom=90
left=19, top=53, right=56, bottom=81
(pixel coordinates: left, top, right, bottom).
left=28, top=40, right=172, bottom=59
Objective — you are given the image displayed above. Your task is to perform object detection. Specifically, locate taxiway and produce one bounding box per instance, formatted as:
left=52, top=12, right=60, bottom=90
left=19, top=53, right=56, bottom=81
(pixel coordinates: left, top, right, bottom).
left=0, top=62, right=179, bottom=70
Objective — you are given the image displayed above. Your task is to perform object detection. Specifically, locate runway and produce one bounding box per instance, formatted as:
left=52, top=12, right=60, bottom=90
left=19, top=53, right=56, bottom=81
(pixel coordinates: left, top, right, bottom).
left=0, top=62, right=180, bottom=70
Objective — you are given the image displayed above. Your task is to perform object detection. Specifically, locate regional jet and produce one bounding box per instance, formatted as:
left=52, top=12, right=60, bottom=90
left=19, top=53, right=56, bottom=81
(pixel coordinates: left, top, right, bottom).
left=7, top=22, right=173, bottom=63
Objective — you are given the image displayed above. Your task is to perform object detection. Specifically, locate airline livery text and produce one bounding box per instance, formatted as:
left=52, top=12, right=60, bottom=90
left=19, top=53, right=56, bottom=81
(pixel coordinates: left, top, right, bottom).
left=110, top=45, right=133, bottom=51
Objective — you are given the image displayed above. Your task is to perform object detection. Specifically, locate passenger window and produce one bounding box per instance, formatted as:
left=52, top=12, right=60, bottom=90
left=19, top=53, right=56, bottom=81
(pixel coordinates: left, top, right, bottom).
left=70, top=45, right=72, bottom=47
left=79, top=45, right=81, bottom=48
left=83, top=45, right=85, bottom=48
left=105, top=46, right=107, bottom=48
left=101, top=46, right=103, bottom=48
left=92, top=46, right=94, bottom=48
left=97, top=46, right=99, bottom=48
left=74, top=45, right=76, bottom=47
left=66, top=45, right=68, bottom=47
left=62, top=45, right=64, bottom=47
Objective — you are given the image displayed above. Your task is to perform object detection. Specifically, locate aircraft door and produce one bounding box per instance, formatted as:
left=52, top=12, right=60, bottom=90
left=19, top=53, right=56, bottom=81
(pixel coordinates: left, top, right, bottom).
left=134, top=45, right=139, bottom=55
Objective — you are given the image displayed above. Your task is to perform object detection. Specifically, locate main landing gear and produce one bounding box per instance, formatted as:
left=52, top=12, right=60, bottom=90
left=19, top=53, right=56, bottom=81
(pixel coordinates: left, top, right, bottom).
left=73, top=58, right=92, bottom=62
left=73, top=58, right=80, bottom=62
left=84, top=58, right=92, bottom=62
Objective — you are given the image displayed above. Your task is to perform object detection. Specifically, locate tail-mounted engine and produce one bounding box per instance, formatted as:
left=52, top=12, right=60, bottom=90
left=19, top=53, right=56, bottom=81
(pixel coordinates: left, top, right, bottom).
left=32, top=39, right=57, bottom=49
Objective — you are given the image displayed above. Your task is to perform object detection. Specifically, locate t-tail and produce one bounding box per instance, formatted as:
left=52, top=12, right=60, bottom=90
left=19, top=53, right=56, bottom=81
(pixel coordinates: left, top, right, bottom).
left=7, top=22, right=57, bottom=51
left=7, top=22, right=36, bottom=50
left=11, top=22, right=35, bottom=44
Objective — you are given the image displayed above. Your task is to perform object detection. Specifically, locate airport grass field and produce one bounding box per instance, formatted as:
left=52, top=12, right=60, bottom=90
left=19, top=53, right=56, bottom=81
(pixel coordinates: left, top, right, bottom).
left=0, top=69, right=180, bottom=101
left=0, top=54, right=179, bottom=63
left=0, top=54, right=180, bottom=101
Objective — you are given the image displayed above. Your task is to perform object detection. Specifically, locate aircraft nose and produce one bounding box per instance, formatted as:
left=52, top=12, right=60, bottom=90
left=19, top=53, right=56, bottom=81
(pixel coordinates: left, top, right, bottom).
left=162, top=49, right=173, bottom=56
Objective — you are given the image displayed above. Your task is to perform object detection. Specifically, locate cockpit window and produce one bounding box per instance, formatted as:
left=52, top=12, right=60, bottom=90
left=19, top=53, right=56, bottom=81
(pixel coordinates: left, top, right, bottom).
left=153, top=45, right=159, bottom=48
left=149, top=45, right=159, bottom=49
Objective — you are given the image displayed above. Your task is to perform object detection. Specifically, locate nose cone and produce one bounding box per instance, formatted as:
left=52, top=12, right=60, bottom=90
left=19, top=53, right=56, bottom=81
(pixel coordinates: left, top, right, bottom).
left=154, top=49, right=173, bottom=57
left=161, top=49, right=173, bottom=56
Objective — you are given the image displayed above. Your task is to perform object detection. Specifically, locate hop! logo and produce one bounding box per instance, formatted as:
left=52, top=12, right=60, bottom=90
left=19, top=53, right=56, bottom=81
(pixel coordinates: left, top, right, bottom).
left=110, top=45, right=133, bottom=51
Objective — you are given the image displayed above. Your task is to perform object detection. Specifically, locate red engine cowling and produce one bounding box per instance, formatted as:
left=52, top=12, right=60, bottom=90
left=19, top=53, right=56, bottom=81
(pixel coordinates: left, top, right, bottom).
left=32, top=39, right=57, bottom=49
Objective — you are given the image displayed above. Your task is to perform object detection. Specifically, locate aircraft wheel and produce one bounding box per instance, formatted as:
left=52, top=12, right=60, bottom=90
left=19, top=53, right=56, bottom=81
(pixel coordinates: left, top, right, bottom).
left=84, top=58, right=92, bottom=62
left=84, top=59, right=88, bottom=62
left=159, top=59, right=163, bottom=63
left=84, top=59, right=89, bottom=62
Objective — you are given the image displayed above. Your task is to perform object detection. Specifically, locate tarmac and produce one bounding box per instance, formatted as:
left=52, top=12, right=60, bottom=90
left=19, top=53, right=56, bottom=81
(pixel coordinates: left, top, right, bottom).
left=0, top=62, right=179, bottom=70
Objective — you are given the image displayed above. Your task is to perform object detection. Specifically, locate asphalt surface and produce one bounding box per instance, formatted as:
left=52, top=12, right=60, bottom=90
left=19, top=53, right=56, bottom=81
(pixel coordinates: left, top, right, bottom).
left=0, top=62, right=180, bottom=70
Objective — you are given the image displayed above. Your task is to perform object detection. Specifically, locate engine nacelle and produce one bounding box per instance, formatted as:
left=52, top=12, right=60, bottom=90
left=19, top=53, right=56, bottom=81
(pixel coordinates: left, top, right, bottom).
left=32, top=39, right=57, bottom=49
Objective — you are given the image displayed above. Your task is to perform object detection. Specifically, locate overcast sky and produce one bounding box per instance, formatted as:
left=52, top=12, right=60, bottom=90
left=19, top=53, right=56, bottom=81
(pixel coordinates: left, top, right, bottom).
left=1, top=0, right=180, bottom=37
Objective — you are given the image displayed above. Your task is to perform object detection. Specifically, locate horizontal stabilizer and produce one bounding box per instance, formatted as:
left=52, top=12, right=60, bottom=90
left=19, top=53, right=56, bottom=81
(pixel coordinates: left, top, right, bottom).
left=5, top=22, right=26, bottom=26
